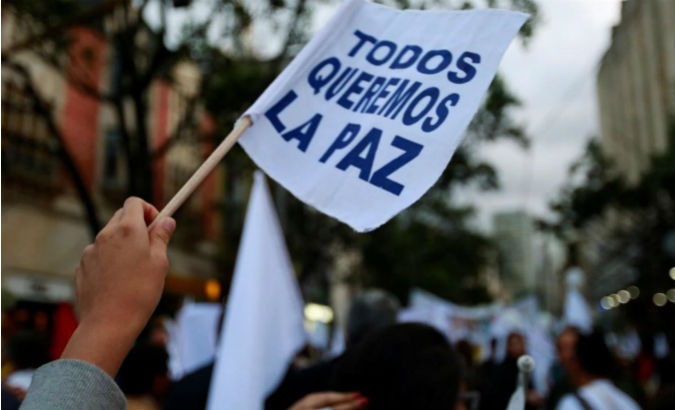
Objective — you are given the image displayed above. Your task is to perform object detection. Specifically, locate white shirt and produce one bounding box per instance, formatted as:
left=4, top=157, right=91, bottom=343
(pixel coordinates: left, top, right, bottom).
left=556, top=379, right=641, bottom=410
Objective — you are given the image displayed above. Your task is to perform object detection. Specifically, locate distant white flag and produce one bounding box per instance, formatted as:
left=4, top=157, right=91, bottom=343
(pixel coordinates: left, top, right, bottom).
left=206, top=171, right=306, bottom=410
left=168, top=302, right=222, bottom=379
left=563, top=267, right=593, bottom=333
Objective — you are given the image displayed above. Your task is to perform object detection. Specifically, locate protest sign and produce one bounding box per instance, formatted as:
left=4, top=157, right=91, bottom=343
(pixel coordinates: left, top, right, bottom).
left=239, top=0, right=528, bottom=231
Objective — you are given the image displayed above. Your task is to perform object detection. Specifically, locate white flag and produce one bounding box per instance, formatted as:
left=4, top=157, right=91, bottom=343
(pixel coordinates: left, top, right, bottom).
left=169, top=302, right=222, bottom=379
left=563, top=267, right=593, bottom=333
left=206, top=171, right=306, bottom=410
left=239, top=0, right=528, bottom=232
left=563, top=289, right=593, bottom=333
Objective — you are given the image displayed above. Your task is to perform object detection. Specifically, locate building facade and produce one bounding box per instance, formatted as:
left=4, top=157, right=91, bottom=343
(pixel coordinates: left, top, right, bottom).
left=596, top=0, right=675, bottom=184
left=492, top=210, right=537, bottom=298
left=1, top=5, right=224, bottom=306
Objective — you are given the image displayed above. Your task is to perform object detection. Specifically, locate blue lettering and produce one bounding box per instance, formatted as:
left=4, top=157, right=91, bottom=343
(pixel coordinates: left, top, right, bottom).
left=308, top=57, right=341, bottom=94
left=319, top=123, right=361, bottom=163
left=264, top=90, right=297, bottom=132
left=448, top=52, right=481, bottom=84
left=366, top=40, right=397, bottom=66
left=366, top=78, right=400, bottom=114
left=417, top=50, right=453, bottom=74
left=379, top=80, right=422, bottom=119
left=354, top=76, right=386, bottom=112
left=349, top=30, right=377, bottom=57
left=336, top=127, right=382, bottom=181
left=390, top=45, right=422, bottom=69
left=337, top=72, right=374, bottom=110
left=422, top=93, right=459, bottom=133
left=370, top=136, right=423, bottom=196
left=326, top=67, right=359, bottom=100
left=281, top=113, right=322, bottom=152
left=402, top=87, right=439, bottom=126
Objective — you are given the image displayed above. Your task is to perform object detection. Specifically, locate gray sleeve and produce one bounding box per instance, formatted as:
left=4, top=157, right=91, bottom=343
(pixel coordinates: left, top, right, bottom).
left=20, top=359, right=126, bottom=410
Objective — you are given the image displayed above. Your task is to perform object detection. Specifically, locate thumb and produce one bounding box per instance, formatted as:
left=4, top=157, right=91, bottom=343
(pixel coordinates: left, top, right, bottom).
left=149, top=217, right=176, bottom=254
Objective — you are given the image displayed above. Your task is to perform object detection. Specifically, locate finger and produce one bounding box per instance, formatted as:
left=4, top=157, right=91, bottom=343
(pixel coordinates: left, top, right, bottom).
left=111, top=209, right=123, bottom=223
left=142, top=202, right=159, bottom=226
left=80, top=245, right=95, bottom=269
left=308, top=392, right=362, bottom=408
left=333, top=397, right=369, bottom=410
left=98, top=209, right=123, bottom=236
left=149, top=217, right=176, bottom=256
left=121, top=197, right=149, bottom=229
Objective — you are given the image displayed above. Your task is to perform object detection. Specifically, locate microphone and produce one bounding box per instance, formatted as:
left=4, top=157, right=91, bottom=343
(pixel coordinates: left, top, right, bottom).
left=505, top=355, right=536, bottom=410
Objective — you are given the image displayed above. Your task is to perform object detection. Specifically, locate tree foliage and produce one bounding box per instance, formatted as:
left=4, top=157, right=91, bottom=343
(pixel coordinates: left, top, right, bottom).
left=549, top=124, right=675, bottom=335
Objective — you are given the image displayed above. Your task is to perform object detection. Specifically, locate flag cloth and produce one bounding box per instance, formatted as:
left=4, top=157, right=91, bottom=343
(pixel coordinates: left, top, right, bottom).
left=563, top=288, right=593, bottom=333
left=206, top=171, right=306, bottom=410
left=168, top=302, right=222, bottom=379
left=239, top=0, right=528, bottom=232
left=563, top=267, right=593, bottom=333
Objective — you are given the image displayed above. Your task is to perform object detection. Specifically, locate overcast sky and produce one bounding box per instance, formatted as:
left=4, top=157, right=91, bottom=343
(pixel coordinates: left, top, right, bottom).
left=455, top=0, right=623, bottom=231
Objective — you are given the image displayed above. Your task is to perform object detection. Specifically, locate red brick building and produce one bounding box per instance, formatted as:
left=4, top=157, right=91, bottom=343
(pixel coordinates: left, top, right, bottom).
left=2, top=5, right=224, bottom=305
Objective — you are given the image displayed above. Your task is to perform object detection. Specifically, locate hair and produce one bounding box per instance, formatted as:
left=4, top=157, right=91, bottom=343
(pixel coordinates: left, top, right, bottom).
left=455, top=339, right=474, bottom=367
left=575, top=331, right=615, bottom=378
left=118, top=343, right=169, bottom=395
left=346, top=289, right=400, bottom=348
left=332, top=323, right=461, bottom=410
left=507, top=331, right=525, bottom=344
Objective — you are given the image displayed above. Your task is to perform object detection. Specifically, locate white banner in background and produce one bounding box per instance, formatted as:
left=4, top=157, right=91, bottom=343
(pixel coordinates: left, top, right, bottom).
left=206, top=172, right=306, bottom=410
left=240, top=0, right=528, bottom=231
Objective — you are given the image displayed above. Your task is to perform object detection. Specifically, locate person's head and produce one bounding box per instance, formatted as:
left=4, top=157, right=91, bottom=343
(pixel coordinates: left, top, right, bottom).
left=346, top=289, right=400, bottom=348
left=506, top=332, right=526, bottom=359
left=332, top=323, right=461, bottom=410
left=575, top=331, right=615, bottom=381
left=139, top=317, right=169, bottom=348
left=118, top=344, right=170, bottom=401
left=455, top=339, right=474, bottom=368
left=556, top=326, right=581, bottom=372
left=489, top=337, right=497, bottom=356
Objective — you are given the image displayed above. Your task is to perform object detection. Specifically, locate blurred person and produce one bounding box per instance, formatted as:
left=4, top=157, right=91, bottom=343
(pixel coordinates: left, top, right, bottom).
left=480, top=337, right=499, bottom=377
left=118, top=343, right=171, bottom=410
left=455, top=339, right=480, bottom=409
left=19, top=197, right=176, bottom=410
left=4, top=330, right=50, bottom=393
left=555, top=331, right=641, bottom=410
left=162, top=310, right=224, bottom=410
left=633, top=333, right=656, bottom=397
left=264, top=289, right=400, bottom=410
left=288, top=391, right=368, bottom=410
left=3, top=386, right=23, bottom=410
left=141, top=317, right=171, bottom=349
left=477, top=337, right=499, bottom=410
left=48, top=303, right=79, bottom=360
left=545, top=326, right=581, bottom=410
left=343, top=289, right=400, bottom=349
left=2, top=311, right=18, bottom=380
left=331, top=323, right=461, bottom=410
left=646, top=355, right=675, bottom=410
left=162, top=362, right=214, bottom=410
left=33, top=311, right=50, bottom=333
left=491, top=332, right=541, bottom=410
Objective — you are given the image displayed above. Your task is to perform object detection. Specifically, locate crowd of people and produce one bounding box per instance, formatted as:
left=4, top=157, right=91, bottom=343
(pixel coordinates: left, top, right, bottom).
left=2, top=198, right=674, bottom=410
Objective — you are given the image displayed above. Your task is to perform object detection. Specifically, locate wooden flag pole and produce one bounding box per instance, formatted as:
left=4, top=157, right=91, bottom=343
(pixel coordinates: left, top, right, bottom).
left=149, top=116, right=253, bottom=230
